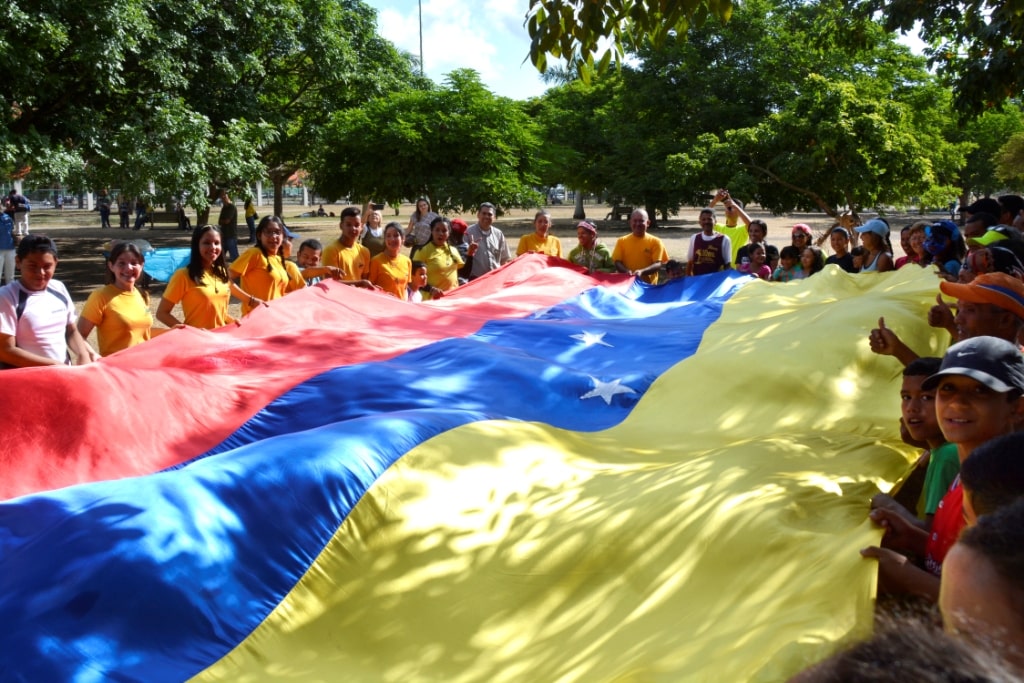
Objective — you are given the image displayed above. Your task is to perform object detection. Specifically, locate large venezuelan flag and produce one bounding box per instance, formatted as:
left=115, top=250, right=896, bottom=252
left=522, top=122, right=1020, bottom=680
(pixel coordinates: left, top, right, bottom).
left=0, top=257, right=951, bottom=682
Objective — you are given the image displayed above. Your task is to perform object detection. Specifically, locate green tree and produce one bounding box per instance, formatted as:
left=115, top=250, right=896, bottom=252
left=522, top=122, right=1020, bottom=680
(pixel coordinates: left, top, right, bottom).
left=668, top=74, right=964, bottom=217
left=956, top=106, right=1024, bottom=201
left=527, top=80, right=616, bottom=219
left=310, top=70, right=543, bottom=213
left=0, top=0, right=417, bottom=214
left=525, top=0, right=734, bottom=79
left=840, top=0, right=1024, bottom=113
left=996, top=130, right=1024, bottom=191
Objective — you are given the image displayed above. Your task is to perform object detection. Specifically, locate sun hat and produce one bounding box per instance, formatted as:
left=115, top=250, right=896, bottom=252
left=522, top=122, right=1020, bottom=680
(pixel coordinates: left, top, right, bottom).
left=940, top=272, right=1024, bottom=322
left=450, top=218, right=469, bottom=234
left=922, top=336, right=1024, bottom=393
left=791, top=223, right=812, bottom=237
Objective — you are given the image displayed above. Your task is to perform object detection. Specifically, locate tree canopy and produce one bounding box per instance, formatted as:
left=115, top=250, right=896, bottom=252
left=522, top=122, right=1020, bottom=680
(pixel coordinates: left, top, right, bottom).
left=840, top=0, right=1024, bottom=113
left=310, top=70, right=544, bottom=213
left=0, top=0, right=418, bottom=211
left=526, top=0, right=734, bottom=80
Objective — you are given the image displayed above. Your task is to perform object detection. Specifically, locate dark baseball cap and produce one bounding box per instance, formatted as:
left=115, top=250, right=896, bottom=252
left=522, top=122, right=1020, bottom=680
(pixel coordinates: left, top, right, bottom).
left=922, top=336, right=1024, bottom=393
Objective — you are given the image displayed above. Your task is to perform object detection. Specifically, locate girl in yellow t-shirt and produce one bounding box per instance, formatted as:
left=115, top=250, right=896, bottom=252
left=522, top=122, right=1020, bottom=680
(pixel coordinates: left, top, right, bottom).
left=230, top=216, right=298, bottom=316
left=416, top=217, right=477, bottom=298
left=369, top=223, right=412, bottom=299
left=157, top=225, right=236, bottom=329
left=78, top=241, right=153, bottom=356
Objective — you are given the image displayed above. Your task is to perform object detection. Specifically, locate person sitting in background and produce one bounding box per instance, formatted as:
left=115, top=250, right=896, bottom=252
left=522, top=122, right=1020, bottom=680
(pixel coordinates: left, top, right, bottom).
left=568, top=220, right=615, bottom=274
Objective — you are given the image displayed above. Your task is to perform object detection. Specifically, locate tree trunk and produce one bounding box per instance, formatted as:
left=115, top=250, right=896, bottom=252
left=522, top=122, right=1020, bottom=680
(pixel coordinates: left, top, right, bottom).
left=197, top=182, right=219, bottom=226
left=573, top=190, right=585, bottom=220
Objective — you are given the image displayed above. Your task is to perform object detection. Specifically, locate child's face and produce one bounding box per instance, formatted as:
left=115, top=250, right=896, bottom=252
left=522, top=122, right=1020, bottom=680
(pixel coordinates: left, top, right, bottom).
left=800, top=248, right=815, bottom=271
left=750, top=246, right=766, bottom=266
left=747, top=224, right=766, bottom=243
left=852, top=253, right=864, bottom=269
left=829, top=231, right=849, bottom=255
left=108, top=251, right=144, bottom=291
left=297, top=247, right=321, bottom=269
left=780, top=256, right=796, bottom=270
left=16, top=251, right=57, bottom=292
left=412, top=266, right=428, bottom=288
left=935, top=375, right=1024, bottom=454
left=900, top=375, right=941, bottom=445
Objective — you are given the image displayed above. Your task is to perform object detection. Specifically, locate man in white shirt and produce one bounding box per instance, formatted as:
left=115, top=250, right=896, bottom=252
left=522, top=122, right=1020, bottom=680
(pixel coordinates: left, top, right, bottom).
left=464, top=202, right=511, bottom=279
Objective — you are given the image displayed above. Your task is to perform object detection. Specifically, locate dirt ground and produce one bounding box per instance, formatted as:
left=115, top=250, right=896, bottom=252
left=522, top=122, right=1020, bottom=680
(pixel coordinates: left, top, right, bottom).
left=17, top=201, right=947, bottom=348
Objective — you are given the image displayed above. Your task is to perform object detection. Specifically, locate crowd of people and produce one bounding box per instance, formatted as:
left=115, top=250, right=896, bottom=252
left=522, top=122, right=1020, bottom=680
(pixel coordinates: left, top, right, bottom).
left=4, top=193, right=1024, bottom=365
left=1, top=190, right=1024, bottom=676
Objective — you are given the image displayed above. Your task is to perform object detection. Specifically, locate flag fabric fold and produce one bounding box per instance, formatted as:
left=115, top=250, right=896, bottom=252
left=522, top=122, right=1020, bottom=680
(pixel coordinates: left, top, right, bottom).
left=0, top=262, right=950, bottom=682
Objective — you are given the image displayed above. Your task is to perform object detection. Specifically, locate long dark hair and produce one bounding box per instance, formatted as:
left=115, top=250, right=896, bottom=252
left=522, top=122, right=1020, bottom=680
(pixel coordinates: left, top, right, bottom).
left=413, top=197, right=432, bottom=222
left=189, top=225, right=229, bottom=285
left=106, top=240, right=150, bottom=304
left=256, top=215, right=287, bottom=273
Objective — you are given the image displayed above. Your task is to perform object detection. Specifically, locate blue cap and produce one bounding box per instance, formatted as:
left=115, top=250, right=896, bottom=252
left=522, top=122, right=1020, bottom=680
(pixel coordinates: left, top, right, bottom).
left=855, top=219, right=889, bottom=237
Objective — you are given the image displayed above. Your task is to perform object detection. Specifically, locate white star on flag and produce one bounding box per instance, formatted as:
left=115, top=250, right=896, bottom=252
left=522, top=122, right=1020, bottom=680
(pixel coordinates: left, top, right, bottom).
left=570, top=331, right=613, bottom=347
left=580, top=377, right=637, bottom=405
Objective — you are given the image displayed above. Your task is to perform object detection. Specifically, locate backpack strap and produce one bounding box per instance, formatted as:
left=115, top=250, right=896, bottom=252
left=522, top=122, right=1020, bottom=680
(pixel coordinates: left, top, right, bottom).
left=15, top=286, right=69, bottom=322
